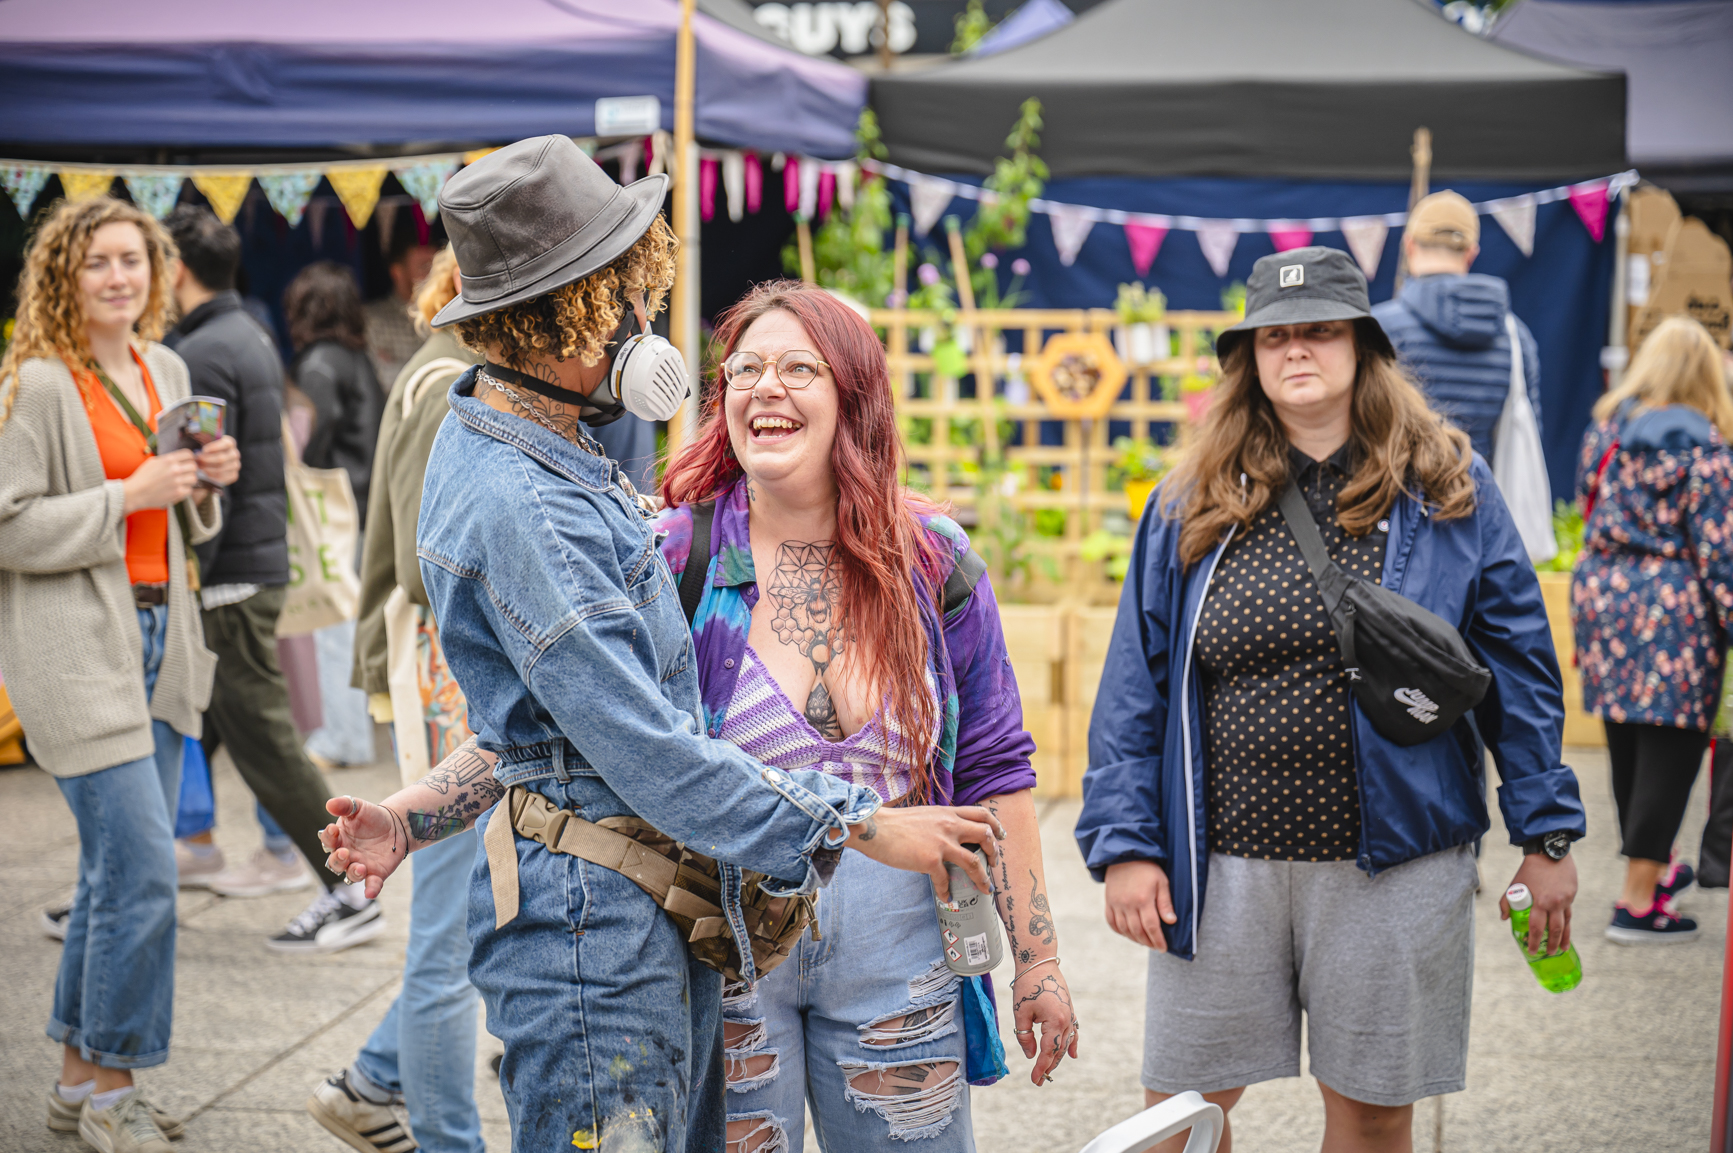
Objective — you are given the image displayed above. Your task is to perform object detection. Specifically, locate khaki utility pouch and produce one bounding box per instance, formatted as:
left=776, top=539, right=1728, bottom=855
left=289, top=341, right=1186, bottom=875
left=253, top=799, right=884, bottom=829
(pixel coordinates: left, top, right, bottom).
left=485, top=785, right=815, bottom=983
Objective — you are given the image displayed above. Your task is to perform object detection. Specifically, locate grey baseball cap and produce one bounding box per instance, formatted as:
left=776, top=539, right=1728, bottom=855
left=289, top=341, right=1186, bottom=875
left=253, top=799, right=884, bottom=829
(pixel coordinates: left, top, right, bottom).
left=431, top=135, right=668, bottom=328
left=1215, top=246, right=1394, bottom=361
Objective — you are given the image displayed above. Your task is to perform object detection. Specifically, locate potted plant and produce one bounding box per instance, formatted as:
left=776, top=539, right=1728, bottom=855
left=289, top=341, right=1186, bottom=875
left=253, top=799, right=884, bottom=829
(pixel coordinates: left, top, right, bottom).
left=1114, top=435, right=1169, bottom=519
left=1113, top=281, right=1168, bottom=366
left=1179, top=360, right=1215, bottom=425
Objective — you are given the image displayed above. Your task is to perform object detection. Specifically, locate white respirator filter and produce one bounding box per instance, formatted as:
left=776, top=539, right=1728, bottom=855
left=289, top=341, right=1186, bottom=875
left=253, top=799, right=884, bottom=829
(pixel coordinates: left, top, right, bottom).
left=607, top=331, right=689, bottom=422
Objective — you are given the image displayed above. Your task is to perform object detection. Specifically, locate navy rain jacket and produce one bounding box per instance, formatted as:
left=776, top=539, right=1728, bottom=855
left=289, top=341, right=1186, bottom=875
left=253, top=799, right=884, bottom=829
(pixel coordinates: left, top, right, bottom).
left=1075, top=458, right=1586, bottom=960
left=1373, top=273, right=1541, bottom=463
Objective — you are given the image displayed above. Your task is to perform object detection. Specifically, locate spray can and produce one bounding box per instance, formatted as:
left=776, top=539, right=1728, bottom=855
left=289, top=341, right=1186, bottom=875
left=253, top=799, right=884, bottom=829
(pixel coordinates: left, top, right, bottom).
left=933, top=845, right=1003, bottom=976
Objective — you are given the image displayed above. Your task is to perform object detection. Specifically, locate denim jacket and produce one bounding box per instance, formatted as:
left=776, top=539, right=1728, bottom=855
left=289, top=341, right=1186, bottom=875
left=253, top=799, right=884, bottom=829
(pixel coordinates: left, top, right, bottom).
left=416, top=370, right=883, bottom=981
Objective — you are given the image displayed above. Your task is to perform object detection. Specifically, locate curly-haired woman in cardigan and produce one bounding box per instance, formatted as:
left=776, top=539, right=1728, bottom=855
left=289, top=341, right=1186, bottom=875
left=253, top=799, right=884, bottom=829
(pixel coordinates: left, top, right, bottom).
left=0, top=195, right=238, bottom=1151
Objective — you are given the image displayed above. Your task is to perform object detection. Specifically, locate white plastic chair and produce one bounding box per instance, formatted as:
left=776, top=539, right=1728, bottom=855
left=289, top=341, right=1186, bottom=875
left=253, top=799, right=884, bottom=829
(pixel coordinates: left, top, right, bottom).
left=1078, top=1091, right=1224, bottom=1153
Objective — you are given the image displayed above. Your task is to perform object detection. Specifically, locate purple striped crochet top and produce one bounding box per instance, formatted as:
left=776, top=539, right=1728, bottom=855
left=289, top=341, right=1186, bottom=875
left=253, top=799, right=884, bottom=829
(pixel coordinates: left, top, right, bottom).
left=718, top=645, right=938, bottom=805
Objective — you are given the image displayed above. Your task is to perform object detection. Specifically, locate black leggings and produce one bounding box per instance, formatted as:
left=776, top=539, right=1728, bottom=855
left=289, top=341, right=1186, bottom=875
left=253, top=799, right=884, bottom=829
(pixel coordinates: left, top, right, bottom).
left=1605, top=721, right=1709, bottom=862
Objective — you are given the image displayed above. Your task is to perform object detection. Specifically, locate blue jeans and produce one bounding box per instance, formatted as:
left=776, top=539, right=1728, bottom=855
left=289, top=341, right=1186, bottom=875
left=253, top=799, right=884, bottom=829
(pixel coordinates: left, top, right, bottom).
left=723, top=853, right=974, bottom=1152
left=305, top=617, right=376, bottom=765
left=49, top=606, right=185, bottom=1068
left=352, top=830, right=484, bottom=1153
left=468, top=777, right=727, bottom=1153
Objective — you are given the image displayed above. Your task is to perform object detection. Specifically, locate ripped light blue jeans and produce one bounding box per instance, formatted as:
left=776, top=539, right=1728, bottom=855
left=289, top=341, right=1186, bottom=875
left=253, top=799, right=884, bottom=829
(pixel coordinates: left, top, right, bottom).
left=724, top=853, right=973, bottom=1152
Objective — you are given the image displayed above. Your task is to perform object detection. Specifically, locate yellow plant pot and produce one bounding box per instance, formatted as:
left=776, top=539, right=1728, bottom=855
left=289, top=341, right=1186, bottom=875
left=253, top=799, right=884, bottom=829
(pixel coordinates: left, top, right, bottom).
left=1126, top=479, right=1158, bottom=520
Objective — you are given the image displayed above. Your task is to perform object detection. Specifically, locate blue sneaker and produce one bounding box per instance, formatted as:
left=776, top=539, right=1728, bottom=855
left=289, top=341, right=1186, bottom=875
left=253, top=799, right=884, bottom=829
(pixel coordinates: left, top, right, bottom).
left=1657, top=860, right=1695, bottom=904
left=1606, top=900, right=1699, bottom=945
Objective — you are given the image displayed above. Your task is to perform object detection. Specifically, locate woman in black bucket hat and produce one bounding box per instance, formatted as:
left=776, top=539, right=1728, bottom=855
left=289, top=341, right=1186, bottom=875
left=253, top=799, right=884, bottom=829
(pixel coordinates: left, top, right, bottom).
left=1077, top=247, right=1585, bottom=1151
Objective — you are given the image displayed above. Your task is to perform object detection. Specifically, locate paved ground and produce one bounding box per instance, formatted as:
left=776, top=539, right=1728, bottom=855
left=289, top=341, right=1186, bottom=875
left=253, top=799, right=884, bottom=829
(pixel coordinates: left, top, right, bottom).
left=0, top=739, right=1720, bottom=1152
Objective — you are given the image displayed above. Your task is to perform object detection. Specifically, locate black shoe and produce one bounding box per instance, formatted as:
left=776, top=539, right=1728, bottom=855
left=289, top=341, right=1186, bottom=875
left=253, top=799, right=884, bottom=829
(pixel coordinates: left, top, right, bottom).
left=266, top=888, right=385, bottom=954
left=1606, top=900, right=1700, bottom=945
left=41, top=901, right=71, bottom=941
left=1657, top=860, right=1695, bottom=904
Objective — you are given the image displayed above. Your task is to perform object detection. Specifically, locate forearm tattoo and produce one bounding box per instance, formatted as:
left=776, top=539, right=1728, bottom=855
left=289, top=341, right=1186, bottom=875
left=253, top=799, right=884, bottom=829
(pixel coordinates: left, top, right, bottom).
left=405, top=739, right=505, bottom=847
left=766, top=540, right=847, bottom=740
left=1028, top=871, right=1055, bottom=947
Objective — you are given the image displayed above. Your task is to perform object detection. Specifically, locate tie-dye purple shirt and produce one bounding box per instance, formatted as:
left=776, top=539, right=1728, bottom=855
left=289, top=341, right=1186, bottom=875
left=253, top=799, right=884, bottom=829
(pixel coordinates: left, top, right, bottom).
left=651, top=476, right=1036, bottom=806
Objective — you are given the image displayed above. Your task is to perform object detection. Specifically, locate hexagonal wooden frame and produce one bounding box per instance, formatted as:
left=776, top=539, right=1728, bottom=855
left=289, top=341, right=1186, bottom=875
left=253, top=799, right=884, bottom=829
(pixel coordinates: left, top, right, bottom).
left=1026, top=331, right=1128, bottom=420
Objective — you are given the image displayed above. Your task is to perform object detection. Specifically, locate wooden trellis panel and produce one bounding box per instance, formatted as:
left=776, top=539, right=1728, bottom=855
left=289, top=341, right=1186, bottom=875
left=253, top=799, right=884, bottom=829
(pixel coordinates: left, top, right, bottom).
left=871, top=306, right=1239, bottom=604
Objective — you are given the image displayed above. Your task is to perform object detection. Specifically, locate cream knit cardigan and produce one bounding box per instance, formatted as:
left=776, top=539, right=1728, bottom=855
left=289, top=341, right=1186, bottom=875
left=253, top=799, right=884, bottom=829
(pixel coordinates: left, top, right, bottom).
left=0, top=346, right=221, bottom=777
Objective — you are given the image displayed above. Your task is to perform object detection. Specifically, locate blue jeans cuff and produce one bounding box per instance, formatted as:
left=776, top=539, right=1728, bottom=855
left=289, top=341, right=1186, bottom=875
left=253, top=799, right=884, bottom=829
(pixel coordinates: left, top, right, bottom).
left=47, top=1018, right=170, bottom=1071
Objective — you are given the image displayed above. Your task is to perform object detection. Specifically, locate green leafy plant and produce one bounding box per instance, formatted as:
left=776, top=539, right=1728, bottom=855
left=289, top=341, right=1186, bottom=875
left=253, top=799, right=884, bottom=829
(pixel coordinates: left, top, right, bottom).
left=951, top=0, right=994, bottom=54
left=1081, top=529, right=1134, bottom=581
left=1220, top=281, right=1247, bottom=317
left=1112, top=436, right=1168, bottom=484
left=787, top=110, right=895, bottom=307
left=1537, top=499, right=1584, bottom=572
left=1178, top=372, right=1213, bottom=395
left=1115, top=282, right=1166, bottom=326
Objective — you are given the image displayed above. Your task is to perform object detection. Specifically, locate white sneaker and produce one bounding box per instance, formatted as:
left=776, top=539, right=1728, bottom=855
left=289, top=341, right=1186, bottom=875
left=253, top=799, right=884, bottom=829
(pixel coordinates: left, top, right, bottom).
left=79, top=1090, right=173, bottom=1152
left=174, top=841, right=227, bottom=889
left=305, top=1070, right=417, bottom=1152
left=208, top=847, right=313, bottom=898
left=267, top=887, right=385, bottom=954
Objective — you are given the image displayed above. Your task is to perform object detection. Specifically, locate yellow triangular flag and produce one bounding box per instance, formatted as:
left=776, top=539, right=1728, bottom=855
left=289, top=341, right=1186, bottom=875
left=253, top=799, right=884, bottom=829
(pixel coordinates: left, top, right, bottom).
left=60, top=170, right=116, bottom=201
left=462, top=147, right=499, bottom=166
left=191, top=172, right=254, bottom=224
left=328, top=166, right=387, bottom=229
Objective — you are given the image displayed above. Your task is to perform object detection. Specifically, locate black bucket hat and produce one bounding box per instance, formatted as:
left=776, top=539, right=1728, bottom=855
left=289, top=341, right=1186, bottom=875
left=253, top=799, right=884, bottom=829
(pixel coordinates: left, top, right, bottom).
left=431, top=135, right=669, bottom=328
left=1214, top=246, right=1394, bottom=363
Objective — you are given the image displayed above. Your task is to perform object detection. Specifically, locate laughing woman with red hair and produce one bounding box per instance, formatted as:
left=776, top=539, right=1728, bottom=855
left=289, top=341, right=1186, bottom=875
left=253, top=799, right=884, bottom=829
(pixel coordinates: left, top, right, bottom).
left=655, top=281, right=1074, bottom=1152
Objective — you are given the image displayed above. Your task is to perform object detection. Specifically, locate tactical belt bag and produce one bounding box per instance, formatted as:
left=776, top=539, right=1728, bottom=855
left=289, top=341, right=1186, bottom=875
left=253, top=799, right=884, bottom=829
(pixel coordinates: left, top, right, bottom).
left=485, top=784, right=816, bottom=984
left=1275, top=480, right=1491, bottom=747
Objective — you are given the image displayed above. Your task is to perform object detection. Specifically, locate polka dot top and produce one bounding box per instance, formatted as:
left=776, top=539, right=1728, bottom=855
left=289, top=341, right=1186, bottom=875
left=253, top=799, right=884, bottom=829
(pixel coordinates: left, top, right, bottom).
left=1194, top=445, right=1389, bottom=862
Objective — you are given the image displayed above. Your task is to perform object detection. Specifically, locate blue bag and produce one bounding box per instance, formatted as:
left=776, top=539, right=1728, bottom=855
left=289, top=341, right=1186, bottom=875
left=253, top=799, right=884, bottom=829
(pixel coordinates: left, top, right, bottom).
left=173, top=735, right=215, bottom=839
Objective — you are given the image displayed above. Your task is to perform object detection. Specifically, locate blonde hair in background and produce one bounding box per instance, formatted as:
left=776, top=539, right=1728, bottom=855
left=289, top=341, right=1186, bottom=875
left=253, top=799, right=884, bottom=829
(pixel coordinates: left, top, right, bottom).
left=1594, top=316, right=1733, bottom=441
left=0, top=195, right=175, bottom=433
left=415, top=245, right=460, bottom=335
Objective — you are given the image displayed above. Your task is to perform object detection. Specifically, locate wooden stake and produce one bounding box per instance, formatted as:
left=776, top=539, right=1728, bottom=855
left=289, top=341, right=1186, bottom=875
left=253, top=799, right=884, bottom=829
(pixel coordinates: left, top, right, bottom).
left=877, top=0, right=893, bottom=71
left=1393, top=126, right=1432, bottom=295
left=892, top=214, right=909, bottom=304
left=796, top=215, right=817, bottom=283
left=667, top=0, right=699, bottom=455
left=945, top=216, right=999, bottom=459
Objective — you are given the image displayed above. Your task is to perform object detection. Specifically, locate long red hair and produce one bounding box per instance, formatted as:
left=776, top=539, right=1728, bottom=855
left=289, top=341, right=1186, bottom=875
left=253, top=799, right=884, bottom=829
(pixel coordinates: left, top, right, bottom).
left=661, top=281, right=946, bottom=795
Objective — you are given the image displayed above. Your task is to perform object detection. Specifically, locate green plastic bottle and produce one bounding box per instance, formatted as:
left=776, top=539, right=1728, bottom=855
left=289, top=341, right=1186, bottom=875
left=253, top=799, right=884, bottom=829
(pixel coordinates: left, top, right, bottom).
left=1505, top=883, right=1583, bottom=993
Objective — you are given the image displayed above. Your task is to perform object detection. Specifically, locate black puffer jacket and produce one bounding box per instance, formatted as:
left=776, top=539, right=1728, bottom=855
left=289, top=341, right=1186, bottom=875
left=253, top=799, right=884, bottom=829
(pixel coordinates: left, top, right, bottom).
left=293, top=341, right=384, bottom=525
left=166, top=292, right=289, bottom=586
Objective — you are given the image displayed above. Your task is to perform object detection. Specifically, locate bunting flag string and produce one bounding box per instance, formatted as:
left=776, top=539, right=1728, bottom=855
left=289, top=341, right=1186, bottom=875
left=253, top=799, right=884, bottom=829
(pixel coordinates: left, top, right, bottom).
left=722, top=151, right=745, bottom=222
left=699, top=156, right=718, bottom=223
left=190, top=172, right=253, bottom=224
left=1196, top=224, right=1240, bottom=279
left=1125, top=221, right=1167, bottom=276
left=798, top=158, right=821, bottom=221
left=743, top=151, right=763, bottom=216
left=326, top=167, right=387, bottom=229
left=1341, top=218, right=1390, bottom=279
left=1268, top=224, right=1313, bottom=252
left=1048, top=204, right=1096, bottom=266
left=907, top=174, right=954, bottom=237
left=394, top=158, right=458, bottom=223
left=1488, top=194, right=1538, bottom=258
left=122, top=174, right=182, bottom=221
left=3, top=165, right=51, bottom=219
left=61, top=171, right=116, bottom=203
left=259, top=171, right=321, bottom=228
left=1568, top=179, right=1611, bottom=243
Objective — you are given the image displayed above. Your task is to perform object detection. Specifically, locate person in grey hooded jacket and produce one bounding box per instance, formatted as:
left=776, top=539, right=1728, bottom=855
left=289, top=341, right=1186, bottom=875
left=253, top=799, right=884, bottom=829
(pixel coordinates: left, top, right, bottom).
left=1373, top=190, right=1541, bottom=462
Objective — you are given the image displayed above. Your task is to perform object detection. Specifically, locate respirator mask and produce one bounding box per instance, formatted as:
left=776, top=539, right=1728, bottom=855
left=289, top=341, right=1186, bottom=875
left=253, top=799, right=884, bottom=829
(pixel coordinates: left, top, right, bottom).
left=582, top=297, right=689, bottom=426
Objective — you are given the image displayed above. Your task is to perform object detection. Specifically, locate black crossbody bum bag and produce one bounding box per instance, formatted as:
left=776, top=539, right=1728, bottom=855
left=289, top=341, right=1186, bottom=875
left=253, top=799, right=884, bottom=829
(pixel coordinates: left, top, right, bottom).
left=1275, top=481, right=1490, bottom=746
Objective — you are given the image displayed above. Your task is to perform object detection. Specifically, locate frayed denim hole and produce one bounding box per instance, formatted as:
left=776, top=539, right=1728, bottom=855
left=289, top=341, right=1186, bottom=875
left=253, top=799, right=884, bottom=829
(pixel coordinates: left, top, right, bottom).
left=839, top=1059, right=965, bottom=1141
left=723, top=1017, right=767, bottom=1053
left=722, top=979, right=758, bottom=1013
left=725, top=1047, right=779, bottom=1094
left=856, top=1000, right=960, bottom=1050
left=725, top=1109, right=789, bottom=1153
left=906, top=960, right=960, bottom=1002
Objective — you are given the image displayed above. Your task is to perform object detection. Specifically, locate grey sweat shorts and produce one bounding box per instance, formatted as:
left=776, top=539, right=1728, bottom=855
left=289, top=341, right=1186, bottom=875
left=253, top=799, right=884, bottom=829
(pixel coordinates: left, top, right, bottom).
left=1142, top=846, right=1478, bottom=1108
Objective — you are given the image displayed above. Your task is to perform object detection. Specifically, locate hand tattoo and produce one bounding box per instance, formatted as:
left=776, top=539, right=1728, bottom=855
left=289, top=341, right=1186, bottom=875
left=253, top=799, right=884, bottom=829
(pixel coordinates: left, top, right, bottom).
left=767, top=540, right=847, bottom=740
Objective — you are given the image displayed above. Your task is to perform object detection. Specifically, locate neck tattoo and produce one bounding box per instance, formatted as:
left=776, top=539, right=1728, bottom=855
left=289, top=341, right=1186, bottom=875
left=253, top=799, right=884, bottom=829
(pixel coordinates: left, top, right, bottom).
left=767, top=540, right=846, bottom=741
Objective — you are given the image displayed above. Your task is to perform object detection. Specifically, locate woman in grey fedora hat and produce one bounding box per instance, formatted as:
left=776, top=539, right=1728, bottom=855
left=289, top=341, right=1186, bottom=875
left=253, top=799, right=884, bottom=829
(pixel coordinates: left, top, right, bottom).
left=1078, top=247, right=1584, bottom=1151
left=315, top=135, right=1008, bottom=1153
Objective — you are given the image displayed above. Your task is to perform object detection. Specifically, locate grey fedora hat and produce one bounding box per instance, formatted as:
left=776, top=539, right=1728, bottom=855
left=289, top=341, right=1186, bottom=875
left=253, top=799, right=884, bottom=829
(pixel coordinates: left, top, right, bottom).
left=431, top=135, right=669, bottom=328
left=1215, top=246, right=1393, bottom=362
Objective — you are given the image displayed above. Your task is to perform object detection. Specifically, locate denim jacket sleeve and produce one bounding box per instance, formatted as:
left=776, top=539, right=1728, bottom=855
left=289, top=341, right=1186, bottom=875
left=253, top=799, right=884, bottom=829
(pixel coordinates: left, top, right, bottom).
left=426, top=491, right=880, bottom=895
left=1465, top=464, right=1587, bottom=843
left=1076, top=497, right=1176, bottom=878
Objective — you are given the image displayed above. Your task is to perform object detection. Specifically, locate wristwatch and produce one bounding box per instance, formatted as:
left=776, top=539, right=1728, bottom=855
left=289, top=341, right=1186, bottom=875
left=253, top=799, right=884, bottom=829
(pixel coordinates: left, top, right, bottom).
left=1522, top=830, right=1573, bottom=861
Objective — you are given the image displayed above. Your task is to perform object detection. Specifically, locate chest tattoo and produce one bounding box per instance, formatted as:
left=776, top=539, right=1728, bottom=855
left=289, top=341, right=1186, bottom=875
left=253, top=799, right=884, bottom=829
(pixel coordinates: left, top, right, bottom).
left=766, top=540, right=847, bottom=740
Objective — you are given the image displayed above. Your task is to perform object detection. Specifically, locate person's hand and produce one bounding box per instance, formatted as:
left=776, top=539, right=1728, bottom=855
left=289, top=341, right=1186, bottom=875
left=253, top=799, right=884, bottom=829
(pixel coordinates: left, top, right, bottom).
left=845, top=804, right=1006, bottom=902
left=1104, top=859, right=1176, bottom=952
left=122, top=450, right=199, bottom=513
left=1501, top=853, right=1577, bottom=955
left=194, top=435, right=240, bottom=487
left=318, top=795, right=410, bottom=899
left=1013, top=960, right=1079, bottom=1086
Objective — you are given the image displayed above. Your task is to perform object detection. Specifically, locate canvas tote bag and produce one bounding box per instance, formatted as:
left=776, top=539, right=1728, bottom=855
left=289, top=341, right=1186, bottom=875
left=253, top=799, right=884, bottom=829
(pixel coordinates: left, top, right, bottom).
left=1492, top=313, right=1558, bottom=564
left=276, top=418, right=361, bottom=636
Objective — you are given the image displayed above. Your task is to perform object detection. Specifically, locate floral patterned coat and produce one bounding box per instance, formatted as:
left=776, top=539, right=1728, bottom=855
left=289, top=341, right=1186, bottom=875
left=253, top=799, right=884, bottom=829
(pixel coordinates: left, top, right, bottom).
left=1571, top=404, right=1733, bottom=730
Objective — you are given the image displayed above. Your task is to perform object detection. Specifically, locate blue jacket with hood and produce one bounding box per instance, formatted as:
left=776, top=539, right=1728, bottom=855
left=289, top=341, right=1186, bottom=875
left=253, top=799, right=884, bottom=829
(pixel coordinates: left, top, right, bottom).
left=1075, top=458, right=1586, bottom=960
left=1373, top=274, right=1542, bottom=463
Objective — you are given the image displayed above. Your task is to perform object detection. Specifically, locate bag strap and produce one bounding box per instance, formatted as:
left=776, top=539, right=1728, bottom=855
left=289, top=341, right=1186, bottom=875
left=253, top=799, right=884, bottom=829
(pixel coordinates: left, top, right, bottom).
left=1274, top=480, right=1362, bottom=679
left=89, top=361, right=201, bottom=588
left=401, top=357, right=472, bottom=419
left=1582, top=441, right=1618, bottom=523
left=680, top=500, right=717, bottom=627
left=1503, top=313, right=1527, bottom=410
left=942, top=545, right=988, bottom=618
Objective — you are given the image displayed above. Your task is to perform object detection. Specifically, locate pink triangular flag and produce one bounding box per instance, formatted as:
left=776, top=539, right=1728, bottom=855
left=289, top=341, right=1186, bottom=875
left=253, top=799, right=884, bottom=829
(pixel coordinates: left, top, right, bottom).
left=1568, top=179, right=1611, bottom=243
left=1125, top=221, right=1168, bottom=276
left=1269, top=226, right=1312, bottom=252
left=1048, top=205, right=1096, bottom=266
left=1196, top=224, right=1239, bottom=278
left=1340, top=218, right=1389, bottom=279
left=699, top=157, right=717, bottom=223
left=783, top=155, right=801, bottom=214
left=817, top=169, right=836, bottom=222
left=1488, top=195, right=1536, bottom=257
left=744, top=152, right=762, bottom=215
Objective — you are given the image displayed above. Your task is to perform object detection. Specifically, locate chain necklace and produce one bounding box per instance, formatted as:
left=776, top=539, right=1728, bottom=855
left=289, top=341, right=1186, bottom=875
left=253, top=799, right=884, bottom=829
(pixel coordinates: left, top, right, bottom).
left=477, top=368, right=644, bottom=505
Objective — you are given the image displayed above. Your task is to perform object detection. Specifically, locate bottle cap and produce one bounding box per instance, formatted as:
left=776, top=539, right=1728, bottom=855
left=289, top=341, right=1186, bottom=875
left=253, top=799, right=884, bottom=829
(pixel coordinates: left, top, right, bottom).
left=1505, top=883, right=1532, bottom=910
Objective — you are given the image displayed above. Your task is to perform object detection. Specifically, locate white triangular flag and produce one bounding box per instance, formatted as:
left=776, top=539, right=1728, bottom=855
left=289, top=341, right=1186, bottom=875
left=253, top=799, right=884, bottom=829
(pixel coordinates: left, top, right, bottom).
left=835, top=161, right=857, bottom=212
left=798, top=156, right=820, bottom=219
left=618, top=141, right=643, bottom=185
left=1196, top=223, right=1239, bottom=279
left=1340, top=218, right=1389, bottom=279
left=908, top=174, right=953, bottom=237
left=1047, top=204, right=1096, bottom=266
left=1487, top=195, right=1536, bottom=258
left=722, top=151, right=745, bottom=223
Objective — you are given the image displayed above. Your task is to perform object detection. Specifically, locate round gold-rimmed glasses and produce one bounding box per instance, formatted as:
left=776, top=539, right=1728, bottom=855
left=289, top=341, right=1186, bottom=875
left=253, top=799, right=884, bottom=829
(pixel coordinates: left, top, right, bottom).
left=721, top=349, right=830, bottom=390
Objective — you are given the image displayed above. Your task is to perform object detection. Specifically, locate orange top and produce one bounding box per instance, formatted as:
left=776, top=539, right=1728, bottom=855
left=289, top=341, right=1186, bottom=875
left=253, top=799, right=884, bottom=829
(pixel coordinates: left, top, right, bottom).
left=73, top=350, right=168, bottom=586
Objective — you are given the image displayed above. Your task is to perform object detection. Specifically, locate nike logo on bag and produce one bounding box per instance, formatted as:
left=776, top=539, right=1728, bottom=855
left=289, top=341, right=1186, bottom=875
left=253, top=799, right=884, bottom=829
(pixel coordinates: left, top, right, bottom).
left=1393, top=687, right=1439, bottom=724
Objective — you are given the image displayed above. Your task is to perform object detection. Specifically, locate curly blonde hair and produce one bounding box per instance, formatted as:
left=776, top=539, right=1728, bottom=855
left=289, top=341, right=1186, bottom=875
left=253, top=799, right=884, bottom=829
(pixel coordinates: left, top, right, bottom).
left=452, top=215, right=678, bottom=372
left=0, top=195, right=175, bottom=432
left=415, top=245, right=461, bottom=334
